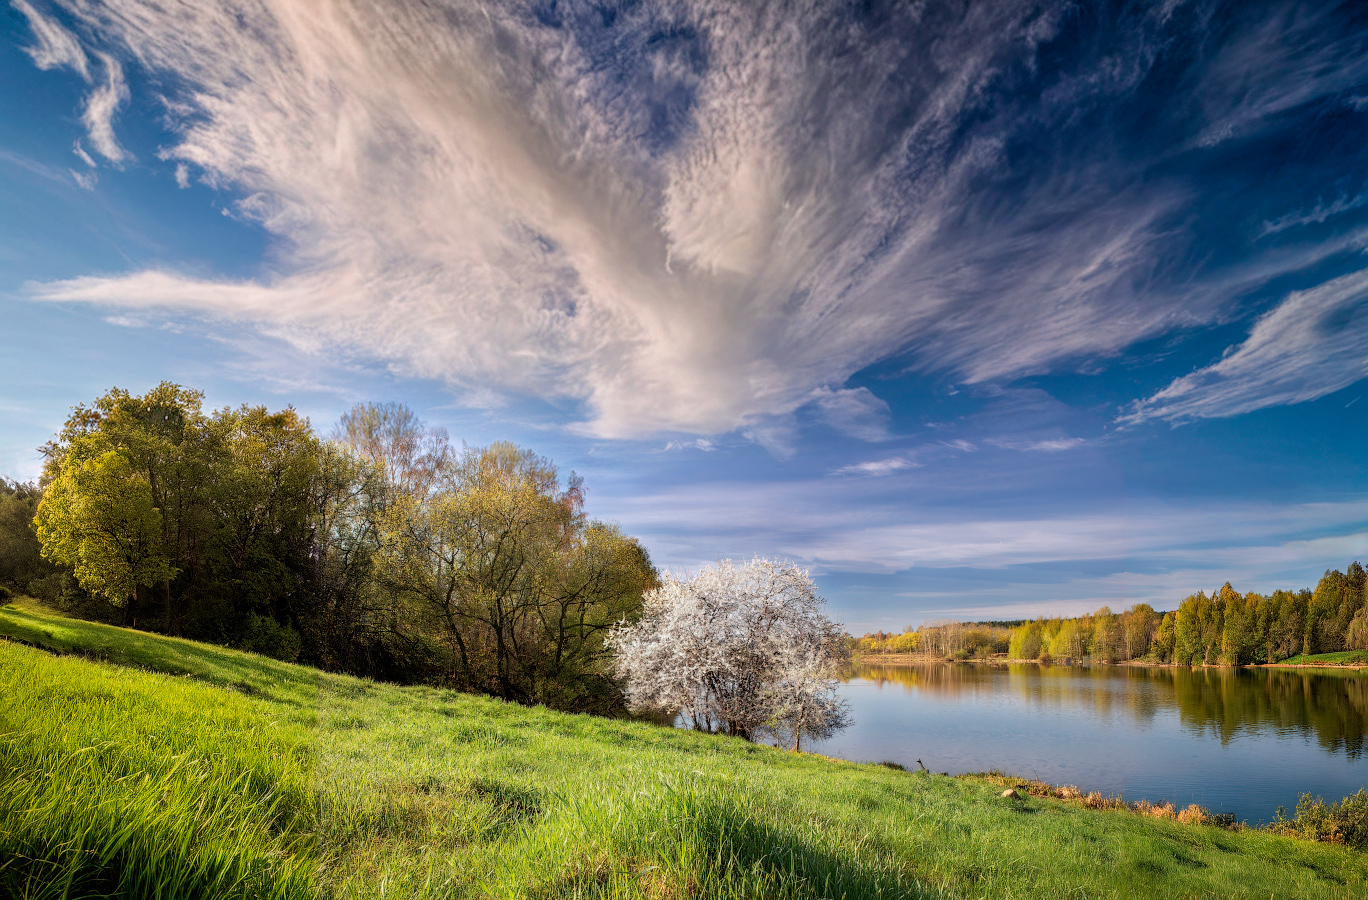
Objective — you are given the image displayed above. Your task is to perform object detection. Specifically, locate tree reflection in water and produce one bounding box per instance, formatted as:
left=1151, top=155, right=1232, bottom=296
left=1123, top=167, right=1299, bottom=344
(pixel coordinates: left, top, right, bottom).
left=850, top=662, right=1368, bottom=758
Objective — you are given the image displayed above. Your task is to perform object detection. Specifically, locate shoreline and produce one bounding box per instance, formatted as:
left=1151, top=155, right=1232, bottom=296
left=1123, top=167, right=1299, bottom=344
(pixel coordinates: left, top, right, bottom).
left=852, top=654, right=1368, bottom=670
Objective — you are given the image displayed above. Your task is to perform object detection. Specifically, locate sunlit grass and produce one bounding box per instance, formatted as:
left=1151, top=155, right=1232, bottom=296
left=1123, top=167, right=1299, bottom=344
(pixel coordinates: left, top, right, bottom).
left=1273, top=650, right=1368, bottom=666
left=4, top=602, right=1368, bottom=899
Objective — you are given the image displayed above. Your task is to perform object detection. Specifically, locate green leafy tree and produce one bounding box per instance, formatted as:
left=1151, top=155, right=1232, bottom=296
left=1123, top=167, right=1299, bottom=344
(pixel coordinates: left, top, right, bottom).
left=1220, top=589, right=1262, bottom=665
left=35, top=448, right=175, bottom=604
left=1049, top=618, right=1087, bottom=659
left=1008, top=620, right=1043, bottom=659
left=40, top=383, right=208, bottom=629
left=1347, top=608, right=1368, bottom=651
left=1174, top=592, right=1209, bottom=665
left=1122, top=604, right=1157, bottom=660
left=1152, top=611, right=1176, bottom=662
left=1091, top=606, right=1122, bottom=662
left=378, top=440, right=657, bottom=707
left=0, top=479, right=59, bottom=596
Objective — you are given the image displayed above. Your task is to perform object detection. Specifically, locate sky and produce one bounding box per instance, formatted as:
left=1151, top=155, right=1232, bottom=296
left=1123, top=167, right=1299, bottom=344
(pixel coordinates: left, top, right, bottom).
left=2, top=0, right=1367, bottom=632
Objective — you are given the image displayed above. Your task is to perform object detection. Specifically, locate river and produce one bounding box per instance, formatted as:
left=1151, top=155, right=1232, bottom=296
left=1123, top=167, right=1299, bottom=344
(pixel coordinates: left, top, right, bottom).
left=803, top=661, right=1368, bottom=824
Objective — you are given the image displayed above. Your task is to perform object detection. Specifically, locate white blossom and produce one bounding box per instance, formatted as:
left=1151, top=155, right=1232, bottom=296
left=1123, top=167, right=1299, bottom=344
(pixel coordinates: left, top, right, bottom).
left=609, top=558, right=851, bottom=749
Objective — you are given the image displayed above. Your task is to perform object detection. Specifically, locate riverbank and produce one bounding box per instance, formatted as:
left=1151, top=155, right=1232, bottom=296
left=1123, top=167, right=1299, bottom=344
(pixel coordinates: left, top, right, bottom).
left=854, top=653, right=1368, bottom=670
left=5, top=602, right=1368, bottom=899
left=854, top=653, right=1182, bottom=667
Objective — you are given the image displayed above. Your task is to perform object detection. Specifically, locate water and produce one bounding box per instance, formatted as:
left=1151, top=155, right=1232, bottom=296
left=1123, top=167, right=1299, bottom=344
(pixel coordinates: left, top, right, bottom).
left=804, top=662, right=1368, bottom=824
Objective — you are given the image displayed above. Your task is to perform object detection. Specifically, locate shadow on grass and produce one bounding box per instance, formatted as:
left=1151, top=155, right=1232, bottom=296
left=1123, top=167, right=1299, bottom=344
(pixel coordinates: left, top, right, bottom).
left=0, top=606, right=317, bottom=705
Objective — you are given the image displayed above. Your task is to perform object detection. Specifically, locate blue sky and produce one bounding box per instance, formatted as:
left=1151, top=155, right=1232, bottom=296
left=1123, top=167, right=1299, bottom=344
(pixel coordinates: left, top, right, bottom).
left=3, top=0, right=1367, bottom=631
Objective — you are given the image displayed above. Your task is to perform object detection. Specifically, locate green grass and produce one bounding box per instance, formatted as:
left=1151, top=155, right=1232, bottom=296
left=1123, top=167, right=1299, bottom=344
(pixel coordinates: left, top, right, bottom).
left=1271, top=650, right=1368, bottom=666
left=3, top=602, right=1368, bottom=899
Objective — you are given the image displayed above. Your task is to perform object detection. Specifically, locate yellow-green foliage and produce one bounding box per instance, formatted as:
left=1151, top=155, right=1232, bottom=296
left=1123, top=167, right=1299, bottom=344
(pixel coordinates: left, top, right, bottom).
left=1008, top=621, right=1042, bottom=659
left=1270, top=790, right=1368, bottom=848
left=5, top=604, right=1368, bottom=899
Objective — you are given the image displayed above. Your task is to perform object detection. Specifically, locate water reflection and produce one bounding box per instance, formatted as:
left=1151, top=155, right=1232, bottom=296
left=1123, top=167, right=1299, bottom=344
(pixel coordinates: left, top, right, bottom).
left=850, top=663, right=1368, bottom=756
left=809, top=662, right=1368, bottom=820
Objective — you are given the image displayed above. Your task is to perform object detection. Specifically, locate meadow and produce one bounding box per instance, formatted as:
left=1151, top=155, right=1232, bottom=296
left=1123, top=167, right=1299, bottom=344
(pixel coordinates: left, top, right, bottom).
left=4, top=601, right=1368, bottom=899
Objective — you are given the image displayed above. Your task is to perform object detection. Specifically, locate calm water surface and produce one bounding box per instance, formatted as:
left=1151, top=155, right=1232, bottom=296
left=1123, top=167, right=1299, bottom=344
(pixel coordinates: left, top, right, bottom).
left=804, top=662, right=1368, bottom=824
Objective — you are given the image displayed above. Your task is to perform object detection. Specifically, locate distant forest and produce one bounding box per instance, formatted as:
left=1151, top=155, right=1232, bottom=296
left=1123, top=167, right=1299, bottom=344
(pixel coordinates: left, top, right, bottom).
left=0, top=383, right=657, bottom=714
left=855, top=564, right=1368, bottom=665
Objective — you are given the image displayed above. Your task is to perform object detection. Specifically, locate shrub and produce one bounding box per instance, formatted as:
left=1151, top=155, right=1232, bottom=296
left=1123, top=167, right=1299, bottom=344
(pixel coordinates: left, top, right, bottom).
left=1177, top=804, right=1212, bottom=825
left=1132, top=800, right=1176, bottom=819
left=236, top=614, right=303, bottom=662
left=1270, top=790, right=1368, bottom=848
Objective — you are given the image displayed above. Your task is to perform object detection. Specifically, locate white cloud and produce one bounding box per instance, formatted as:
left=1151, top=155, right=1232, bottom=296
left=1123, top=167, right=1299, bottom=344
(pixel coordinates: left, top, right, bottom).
left=20, top=1, right=1368, bottom=438
left=1260, top=191, right=1368, bottom=237
left=82, top=52, right=129, bottom=163
left=17, top=0, right=1195, bottom=438
left=987, top=437, right=1085, bottom=452
left=834, top=457, right=918, bottom=477
left=69, top=168, right=96, bottom=190
left=13, top=2, right=128, bottom=165
left=1192, top=9, right=1368, bottom=148
left=12, top=0, right=88, bottom=79
left=663, top=438, right=715, bottom=453
left=1120, top=267, right=1368, bottom=425
left=72, top=140, right=96, bottom=167
left=604, top=474, right=1368, bottom=578
left=810, top=386, right=891, bottom=442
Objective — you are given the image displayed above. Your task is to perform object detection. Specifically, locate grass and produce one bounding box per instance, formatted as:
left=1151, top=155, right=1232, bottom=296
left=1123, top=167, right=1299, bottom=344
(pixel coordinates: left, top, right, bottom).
left=1271, top=650, right=1368, bottom=666
left=3, top=602, right=1368, bottom=899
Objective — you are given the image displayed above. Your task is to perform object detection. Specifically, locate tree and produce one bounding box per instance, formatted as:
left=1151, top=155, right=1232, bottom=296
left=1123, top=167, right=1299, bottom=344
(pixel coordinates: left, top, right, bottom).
left=609, top=558, right=851, bottom=748
left=0, top=479, right=59, bottom=596
left=1347, top=607, right=1368, bottom=651
left=378, top=441, right=656, bottom=708
left=1091, top=607, right=1122, bottom=662
left=39, top=383, right=207, bottom=630
left=335, top=401, right=451, bottom=501
left=35, top=447, right=175, bottom=604
left=1152, top=612, right=1176, bottom=662
left=1008, top=620, right=1043, bottom=659
left=1049, top=618, right=1087, bottom=660
left=1121, top=604, right=1157, bottom=660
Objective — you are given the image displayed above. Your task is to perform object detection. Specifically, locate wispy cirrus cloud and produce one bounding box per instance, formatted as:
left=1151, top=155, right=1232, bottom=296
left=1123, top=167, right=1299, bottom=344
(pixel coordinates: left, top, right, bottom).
left=80, top=51, right=129, bottom=163
left=1260, top=191, right=1368, bottom=237
left=12, top=0, right=86, bottom=77
left=834, top=456, right=920, bottom=478
left=986, top=437, right=1085, bottom=452
left=16, top=0, right=1368, bottom=439
left=604, top=473, right=1368, bottom=579
left=12, top=1, right=128, bottom=165
left=1120, top=267, right=1368, bottom=425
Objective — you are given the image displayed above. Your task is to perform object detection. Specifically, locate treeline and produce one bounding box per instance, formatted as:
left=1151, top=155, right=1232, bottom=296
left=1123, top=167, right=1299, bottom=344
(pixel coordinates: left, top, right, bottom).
left=854, top=564, right=1368, bottom=666
left=0, top=383, right=657, bottom=713
left=854, top=621, right=1014, bottom=659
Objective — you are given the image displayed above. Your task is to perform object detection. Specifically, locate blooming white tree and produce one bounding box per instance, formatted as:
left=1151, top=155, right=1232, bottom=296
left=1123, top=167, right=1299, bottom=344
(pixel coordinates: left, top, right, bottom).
left=608, top=558, right=851, bottom=749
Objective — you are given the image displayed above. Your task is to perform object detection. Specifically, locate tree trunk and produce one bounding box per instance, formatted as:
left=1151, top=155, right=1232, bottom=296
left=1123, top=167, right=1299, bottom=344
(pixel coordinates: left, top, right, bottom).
left=164, top=578, right=174, bottom=635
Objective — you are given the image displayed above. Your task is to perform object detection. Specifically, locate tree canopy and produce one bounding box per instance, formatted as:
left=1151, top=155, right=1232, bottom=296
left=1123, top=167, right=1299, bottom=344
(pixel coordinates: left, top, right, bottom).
left=15, top=383, right=658, bottom=714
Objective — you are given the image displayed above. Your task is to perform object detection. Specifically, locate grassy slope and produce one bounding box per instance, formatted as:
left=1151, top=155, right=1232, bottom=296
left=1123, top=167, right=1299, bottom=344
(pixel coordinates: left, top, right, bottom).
left=3, top=604, right=1367, bottom=900
left=1271, top=650, right=1368, bottom=667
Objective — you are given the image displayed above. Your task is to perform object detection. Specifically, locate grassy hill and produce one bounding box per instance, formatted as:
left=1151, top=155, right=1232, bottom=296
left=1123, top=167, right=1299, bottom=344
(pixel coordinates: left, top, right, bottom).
left=3, top=602, right=1367, bottom=899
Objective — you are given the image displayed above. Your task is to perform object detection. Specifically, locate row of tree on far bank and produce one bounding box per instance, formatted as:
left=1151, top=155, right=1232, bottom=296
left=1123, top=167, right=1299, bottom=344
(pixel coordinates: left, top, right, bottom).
left=854, top=564, right=1368, bottom=665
